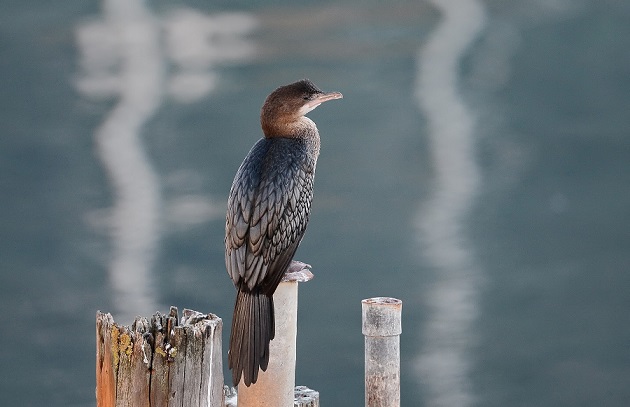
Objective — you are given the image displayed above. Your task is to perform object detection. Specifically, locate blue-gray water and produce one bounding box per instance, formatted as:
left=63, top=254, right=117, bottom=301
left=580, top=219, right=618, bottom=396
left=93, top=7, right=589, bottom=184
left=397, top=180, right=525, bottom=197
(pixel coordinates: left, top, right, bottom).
left=1, top=1, right=629, bottom=406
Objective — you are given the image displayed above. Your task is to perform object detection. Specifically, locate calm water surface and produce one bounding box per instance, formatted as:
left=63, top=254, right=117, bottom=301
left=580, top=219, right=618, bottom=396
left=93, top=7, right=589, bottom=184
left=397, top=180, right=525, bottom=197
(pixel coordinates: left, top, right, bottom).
left=1, top=1, right=629, bottom=406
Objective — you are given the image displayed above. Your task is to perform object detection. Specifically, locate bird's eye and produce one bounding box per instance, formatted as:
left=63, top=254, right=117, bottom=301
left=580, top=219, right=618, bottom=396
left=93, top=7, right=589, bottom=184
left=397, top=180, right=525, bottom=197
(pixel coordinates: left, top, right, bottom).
left=303, top=95, right=310, bottom=100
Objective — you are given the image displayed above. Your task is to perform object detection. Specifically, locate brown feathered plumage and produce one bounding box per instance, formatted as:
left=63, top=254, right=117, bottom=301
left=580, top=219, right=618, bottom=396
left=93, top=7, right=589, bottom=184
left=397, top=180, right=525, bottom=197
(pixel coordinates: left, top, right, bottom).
left=225, top=79, right=342, bottom=386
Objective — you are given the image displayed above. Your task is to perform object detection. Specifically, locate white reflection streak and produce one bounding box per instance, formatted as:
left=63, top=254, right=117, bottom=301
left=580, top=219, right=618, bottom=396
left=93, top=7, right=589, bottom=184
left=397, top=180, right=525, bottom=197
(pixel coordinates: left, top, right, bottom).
left=81, top=0, right=164, bottom=322
left=76, top=3, right=258, bottom=322
left=414, top=0, right=486, bottom=406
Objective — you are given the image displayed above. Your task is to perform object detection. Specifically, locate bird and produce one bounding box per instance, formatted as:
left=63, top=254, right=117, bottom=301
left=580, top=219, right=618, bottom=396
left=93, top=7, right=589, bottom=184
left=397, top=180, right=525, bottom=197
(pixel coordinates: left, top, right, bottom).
left=225, top=79, right=342, bottom=387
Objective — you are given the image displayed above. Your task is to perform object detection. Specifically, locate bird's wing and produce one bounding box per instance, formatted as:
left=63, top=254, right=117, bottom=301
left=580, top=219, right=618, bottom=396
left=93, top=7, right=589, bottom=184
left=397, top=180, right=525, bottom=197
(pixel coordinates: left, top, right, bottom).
left=225, top=139, right=314, bottom=294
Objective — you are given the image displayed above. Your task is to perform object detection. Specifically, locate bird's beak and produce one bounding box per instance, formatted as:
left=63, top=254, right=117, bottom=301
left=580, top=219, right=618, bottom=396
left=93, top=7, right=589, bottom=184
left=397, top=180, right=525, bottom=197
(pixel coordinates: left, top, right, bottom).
left=305, top=91, right=343, bottom=109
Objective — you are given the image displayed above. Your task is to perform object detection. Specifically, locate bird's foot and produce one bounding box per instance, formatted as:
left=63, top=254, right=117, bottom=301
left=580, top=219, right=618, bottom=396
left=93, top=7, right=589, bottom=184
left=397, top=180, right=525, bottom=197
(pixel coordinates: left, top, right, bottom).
left=282, top=260, right=314, bottom=282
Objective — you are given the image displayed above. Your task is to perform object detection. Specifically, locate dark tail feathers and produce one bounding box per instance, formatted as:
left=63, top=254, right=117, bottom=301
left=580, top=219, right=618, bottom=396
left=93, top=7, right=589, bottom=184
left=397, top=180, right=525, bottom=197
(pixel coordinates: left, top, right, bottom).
left=228, top=288, right=274, bottom=386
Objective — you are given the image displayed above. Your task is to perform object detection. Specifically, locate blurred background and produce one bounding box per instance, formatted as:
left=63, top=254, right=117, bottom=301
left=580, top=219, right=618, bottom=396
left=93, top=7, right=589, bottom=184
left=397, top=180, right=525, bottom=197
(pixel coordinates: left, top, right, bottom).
left=1, top=0, right=629, bottom=406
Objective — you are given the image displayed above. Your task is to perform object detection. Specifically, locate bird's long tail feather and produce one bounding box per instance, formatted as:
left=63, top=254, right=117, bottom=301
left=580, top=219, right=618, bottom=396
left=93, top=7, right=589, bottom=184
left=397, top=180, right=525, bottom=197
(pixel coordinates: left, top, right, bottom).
left=228, top=288, right=274, bottom=386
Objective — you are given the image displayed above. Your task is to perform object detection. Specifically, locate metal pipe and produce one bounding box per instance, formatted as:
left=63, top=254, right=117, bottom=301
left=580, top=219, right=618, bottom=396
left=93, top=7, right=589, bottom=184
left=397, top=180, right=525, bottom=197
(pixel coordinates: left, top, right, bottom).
left=362, top=297, right=403, bottom=407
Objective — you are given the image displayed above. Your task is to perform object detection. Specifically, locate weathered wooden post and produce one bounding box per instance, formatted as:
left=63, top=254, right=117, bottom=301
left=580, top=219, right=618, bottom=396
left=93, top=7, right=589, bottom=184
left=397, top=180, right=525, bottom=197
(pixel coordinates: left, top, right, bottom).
left=362, top=297, right=403, bottom=407
left=237, top=263, right=314, bottom=407
left=96, top=307, right=224, bottom=407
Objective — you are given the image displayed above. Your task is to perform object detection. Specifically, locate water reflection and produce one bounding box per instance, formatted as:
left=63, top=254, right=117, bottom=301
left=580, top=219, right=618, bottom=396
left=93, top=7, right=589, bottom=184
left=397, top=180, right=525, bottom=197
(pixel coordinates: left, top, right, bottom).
left=414, top=0, right=486, bottom=406
left=163, top=8, right=258, bottom=103
left=75, top=1, right=256, bottom=322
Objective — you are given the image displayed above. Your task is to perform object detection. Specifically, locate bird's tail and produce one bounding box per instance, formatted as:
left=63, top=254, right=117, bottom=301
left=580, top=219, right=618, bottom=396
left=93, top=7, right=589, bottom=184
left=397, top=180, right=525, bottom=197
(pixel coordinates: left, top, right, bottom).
left=228, top=288, right=275, bottom=387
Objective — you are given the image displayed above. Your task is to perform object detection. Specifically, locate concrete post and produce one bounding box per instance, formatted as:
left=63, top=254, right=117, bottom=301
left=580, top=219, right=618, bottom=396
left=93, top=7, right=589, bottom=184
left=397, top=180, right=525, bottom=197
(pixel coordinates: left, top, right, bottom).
left=294, top=385, right=320, bottom=407
left=362, top=297, right=402, bottom=407
left=237, top=262, right=313, bottom=407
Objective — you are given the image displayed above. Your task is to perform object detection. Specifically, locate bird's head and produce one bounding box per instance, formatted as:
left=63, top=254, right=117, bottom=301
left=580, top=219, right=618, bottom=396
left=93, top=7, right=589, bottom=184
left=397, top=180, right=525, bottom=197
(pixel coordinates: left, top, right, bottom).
left=261, top=79, right=342, bottom=137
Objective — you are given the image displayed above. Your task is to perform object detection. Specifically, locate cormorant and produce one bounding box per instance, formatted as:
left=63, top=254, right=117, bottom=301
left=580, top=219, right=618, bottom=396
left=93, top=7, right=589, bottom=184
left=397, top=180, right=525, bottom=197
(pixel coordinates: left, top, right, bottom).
left=225, top=79, right=342, bottom=386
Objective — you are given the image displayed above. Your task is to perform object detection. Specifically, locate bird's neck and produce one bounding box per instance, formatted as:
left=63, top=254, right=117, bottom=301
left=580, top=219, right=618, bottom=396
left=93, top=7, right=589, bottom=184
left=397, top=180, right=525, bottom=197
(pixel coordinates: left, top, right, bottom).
left=262, top=116, right=319, bottom=141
